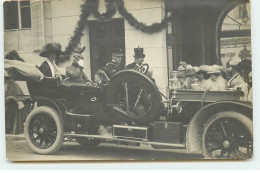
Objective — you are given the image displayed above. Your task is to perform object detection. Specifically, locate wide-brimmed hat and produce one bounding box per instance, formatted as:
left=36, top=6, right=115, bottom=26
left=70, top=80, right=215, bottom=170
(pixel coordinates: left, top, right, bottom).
left=133, top=47, right=145, bottom=58
left=40, top=43, right=62, bottom=57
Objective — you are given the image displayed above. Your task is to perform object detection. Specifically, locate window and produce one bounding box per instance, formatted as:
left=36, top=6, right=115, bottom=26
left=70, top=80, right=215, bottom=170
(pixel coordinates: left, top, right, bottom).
left=4, top=0, right=31, bottom=30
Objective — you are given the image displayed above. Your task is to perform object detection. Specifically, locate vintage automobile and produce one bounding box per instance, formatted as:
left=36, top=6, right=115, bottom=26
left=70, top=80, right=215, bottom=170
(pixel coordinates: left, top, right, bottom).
left=5, top=60, right=253, bottom=159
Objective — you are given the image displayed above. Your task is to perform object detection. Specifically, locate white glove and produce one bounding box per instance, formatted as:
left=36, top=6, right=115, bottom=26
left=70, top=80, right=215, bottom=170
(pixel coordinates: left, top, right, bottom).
left=17, top=101, right=24, bottom=110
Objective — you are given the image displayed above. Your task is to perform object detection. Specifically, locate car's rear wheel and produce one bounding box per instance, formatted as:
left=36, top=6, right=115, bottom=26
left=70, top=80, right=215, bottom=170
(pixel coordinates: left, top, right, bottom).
left=24, top=106, right=64, bottom=154
left=202, top=111, right=253, bottom=159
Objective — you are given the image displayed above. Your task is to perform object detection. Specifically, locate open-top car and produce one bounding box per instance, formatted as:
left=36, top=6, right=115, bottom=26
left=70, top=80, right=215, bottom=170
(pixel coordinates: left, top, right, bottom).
left=5, top=59, right=253, bottom=159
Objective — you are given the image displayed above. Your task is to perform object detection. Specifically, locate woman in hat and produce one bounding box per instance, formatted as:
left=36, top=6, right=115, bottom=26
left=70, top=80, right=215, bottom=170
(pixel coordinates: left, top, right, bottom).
left=66, top=52, right=91, bottom=84
left=196, top=70, right=208, bottom=90
left=205, top=66, right=227, bottom=91
left=38, top=43, right=62, bottom=78
left=126, top=47, right=145, bottom=70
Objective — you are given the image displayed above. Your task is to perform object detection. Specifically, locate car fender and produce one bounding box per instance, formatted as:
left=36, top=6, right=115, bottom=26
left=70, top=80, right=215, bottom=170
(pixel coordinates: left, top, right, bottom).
left=186, top=101, right=252, bottom=155
left=31, top=95, right=65, bottom=119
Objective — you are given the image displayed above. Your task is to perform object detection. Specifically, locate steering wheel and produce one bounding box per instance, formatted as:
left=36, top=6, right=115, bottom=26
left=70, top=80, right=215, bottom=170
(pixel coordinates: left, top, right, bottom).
left=136, top=63, right=149, bottom=74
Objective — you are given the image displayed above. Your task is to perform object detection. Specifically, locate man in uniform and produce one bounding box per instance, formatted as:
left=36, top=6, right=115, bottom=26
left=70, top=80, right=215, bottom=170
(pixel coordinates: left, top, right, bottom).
left=105, top=49, right=125, bottom=78
left=126, top=47, right=145, bottom=71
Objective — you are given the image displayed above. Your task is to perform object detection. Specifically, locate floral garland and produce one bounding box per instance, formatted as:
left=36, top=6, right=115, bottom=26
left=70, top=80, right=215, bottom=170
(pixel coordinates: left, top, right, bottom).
left=64, top=0, right=173, bottom=59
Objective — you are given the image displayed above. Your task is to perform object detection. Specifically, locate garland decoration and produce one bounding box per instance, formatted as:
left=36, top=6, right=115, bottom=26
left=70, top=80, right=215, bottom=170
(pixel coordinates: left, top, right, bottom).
left=116, top=0, right=173, bottom=34
left=92, top=0, right=117, bottom=19
left=64, top=0, right=173, bottom=59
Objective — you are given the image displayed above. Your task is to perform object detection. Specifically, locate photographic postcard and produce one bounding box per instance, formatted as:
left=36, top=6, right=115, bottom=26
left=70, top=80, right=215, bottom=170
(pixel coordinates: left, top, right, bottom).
left=3, top=0, right=253, bottom=161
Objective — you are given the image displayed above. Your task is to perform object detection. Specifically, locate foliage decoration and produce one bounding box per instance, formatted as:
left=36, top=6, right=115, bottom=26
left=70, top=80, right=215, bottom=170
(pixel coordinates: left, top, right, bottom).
left=64, top=0, right=173, bottom=59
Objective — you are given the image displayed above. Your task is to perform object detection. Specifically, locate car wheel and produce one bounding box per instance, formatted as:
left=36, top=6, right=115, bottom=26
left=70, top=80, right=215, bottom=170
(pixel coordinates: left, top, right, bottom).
left=76, top=138, right=100, bottom=148
left=106, top=70, right=162, bottom=124
left=24, top=106, right=64, bottom=154
left=202, top=111, right=253, bottom=159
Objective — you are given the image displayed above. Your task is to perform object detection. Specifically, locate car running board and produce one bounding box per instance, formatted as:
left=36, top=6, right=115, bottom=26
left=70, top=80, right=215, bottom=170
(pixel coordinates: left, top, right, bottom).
left=64, top=133, right=186, bottom=149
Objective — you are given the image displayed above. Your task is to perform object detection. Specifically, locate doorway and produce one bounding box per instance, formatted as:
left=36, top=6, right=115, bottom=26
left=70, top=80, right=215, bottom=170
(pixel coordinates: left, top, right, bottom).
left=89, top=19, right=125, bottom=80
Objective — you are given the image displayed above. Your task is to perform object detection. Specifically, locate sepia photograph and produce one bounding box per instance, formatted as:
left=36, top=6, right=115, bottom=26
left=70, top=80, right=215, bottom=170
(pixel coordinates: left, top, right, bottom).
left=3, top=0, right=253, bottom=162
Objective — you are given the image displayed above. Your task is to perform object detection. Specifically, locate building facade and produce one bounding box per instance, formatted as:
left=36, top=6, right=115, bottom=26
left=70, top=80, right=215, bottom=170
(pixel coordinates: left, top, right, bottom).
left=4, top=0, right=251, bottom=93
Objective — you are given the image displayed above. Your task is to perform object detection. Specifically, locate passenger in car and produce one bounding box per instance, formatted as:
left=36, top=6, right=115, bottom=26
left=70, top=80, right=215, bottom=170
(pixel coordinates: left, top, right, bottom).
left=105, top=49, right=125, bottom=78
left=177, top=62, right=192, bottom=89
left=126, top=46, right=145, bottom=71
left=227, top=57, right=248, bottom=101
left=65, top=52, right=91, bottom=84
left=196, top=70, right=208, bottom=90
left=205, top=67, right=227, bottom=91
left=38, top=43, right=62, bottom=78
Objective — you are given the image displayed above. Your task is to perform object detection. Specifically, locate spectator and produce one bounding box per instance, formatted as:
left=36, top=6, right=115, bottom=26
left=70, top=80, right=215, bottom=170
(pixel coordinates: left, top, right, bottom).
left=5, top=71, right=24, bottom=134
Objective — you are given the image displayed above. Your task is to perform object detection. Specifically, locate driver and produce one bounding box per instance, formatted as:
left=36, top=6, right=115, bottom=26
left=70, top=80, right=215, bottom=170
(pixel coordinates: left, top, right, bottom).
left=126, top=46, right=145, bottom=71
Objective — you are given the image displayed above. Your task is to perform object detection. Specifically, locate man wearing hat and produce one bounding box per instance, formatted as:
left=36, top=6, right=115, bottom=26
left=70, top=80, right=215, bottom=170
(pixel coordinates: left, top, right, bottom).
left=126, top=47, right=145, bottom=70
left=105, top=48, right=125, bottom=78
left=38, top=43, right=62, bottom=78
left=65, top=52, right=90, bottom=83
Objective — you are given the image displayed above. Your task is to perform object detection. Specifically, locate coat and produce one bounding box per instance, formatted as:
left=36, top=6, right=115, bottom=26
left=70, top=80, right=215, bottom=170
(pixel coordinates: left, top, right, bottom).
left=38, top=60, right=58, bottom=77
left=126, top=62, right=139, bottom=70
left=66, top=65, right=90, bottom=83
left=105, top=61, right=124, bottom=78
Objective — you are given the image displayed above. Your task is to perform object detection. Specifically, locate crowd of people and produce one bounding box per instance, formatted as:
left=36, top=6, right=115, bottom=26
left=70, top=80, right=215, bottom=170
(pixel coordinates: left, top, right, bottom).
left=170, top=57, right=252, bottom=102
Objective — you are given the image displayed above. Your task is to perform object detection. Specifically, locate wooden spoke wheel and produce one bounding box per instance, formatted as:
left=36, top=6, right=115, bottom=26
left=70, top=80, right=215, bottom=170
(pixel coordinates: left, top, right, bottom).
left=202, top=111, right=253, bottom=159
left=24, top=106, right=64, bottom=154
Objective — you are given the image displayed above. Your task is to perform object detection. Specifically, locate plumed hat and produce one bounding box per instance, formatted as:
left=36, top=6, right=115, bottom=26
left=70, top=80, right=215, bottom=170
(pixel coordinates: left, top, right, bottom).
left=40, top=43, right=62, bottom=57
left=134, top=47, right=145, bottom=58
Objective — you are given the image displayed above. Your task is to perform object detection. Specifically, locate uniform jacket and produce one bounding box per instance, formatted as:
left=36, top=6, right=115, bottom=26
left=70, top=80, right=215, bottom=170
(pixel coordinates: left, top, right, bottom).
left=66, top=65, right=90, bottom=83
left=105, top=61, right=124, bottom=78
left=126, top=62, right=138, bottom=70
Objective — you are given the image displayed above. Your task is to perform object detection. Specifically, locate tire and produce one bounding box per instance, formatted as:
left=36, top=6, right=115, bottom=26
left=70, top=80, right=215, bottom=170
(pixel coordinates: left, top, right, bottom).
left=76, top=138, right=100, bottom=148
left=106, top=70, right=162, bottom=124
left=24, top=106, right=64, bottom=154
left=202, top=111, right=253, bottom=159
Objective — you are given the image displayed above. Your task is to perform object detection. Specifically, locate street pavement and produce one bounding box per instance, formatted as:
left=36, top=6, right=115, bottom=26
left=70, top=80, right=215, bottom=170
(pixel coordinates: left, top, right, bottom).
left=5, top=135, right=203, bottom=162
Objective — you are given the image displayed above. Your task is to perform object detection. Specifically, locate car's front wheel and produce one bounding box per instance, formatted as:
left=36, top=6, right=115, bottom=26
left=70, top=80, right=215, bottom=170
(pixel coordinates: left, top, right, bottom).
left=202, top=111, right=253, bottom=159
left=24, top=106, right=64, bottom=154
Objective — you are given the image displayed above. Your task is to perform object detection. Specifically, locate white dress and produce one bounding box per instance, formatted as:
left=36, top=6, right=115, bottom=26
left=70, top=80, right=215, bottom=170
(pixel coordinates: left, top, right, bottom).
left=205, top=76, right=227, bottom=91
